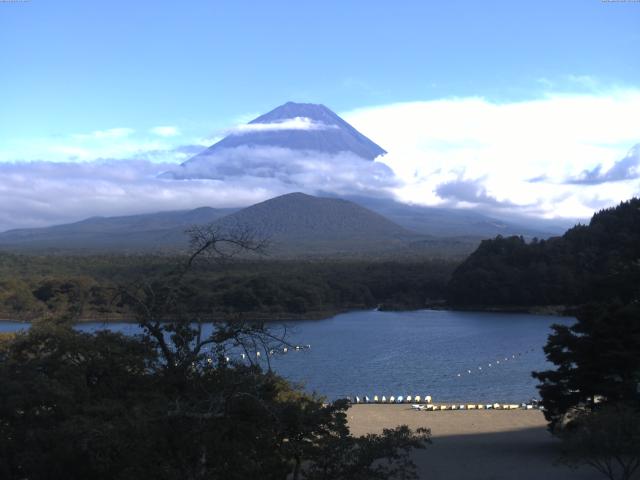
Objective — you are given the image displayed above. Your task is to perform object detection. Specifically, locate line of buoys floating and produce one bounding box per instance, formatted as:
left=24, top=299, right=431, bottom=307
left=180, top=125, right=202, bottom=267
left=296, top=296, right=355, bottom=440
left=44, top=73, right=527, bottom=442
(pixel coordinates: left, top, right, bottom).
left=211, top=344, right=312, bottom=364
left=455, top=348, right=538, bottom=378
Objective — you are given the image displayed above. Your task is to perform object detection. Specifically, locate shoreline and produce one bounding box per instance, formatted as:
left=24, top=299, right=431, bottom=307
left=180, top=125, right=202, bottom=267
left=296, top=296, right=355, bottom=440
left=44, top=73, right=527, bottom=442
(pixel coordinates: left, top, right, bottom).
left=425, top=303, right=579, bottom=317
left=0, top=308, right=351, bottom=324
left=0, top=303, right=579, bottom=324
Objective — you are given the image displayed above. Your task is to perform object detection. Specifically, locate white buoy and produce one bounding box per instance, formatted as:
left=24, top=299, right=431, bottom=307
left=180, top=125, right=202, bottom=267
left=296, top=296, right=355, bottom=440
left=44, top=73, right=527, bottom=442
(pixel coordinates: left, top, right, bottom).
left=467, top=370, right=472, bottom=374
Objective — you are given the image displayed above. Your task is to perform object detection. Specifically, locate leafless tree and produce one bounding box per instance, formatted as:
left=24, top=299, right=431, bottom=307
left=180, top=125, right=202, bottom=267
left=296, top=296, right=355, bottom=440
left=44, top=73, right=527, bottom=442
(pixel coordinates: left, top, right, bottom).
left=114, top=223, right=292, bottom=373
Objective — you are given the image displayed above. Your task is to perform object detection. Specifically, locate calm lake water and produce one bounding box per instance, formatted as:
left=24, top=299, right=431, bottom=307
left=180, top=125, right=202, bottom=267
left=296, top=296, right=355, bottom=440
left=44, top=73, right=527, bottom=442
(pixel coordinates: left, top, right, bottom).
left=0, top=309, right=573, bottom=403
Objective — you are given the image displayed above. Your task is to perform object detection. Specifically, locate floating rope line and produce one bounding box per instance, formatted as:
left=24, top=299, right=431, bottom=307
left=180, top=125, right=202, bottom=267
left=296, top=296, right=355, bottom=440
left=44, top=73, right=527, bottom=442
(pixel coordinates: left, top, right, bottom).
left=455, top=348, right=538, bottom=378
left=207, top=344, right=312, bottom=365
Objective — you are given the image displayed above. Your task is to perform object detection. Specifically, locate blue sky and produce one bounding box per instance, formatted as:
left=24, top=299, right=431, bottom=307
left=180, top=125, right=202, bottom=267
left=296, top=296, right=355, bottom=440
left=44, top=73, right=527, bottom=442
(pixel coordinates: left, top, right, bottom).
left=0, top=0, right=639, bottom=229
left=2, top=0, right=638, bottom=138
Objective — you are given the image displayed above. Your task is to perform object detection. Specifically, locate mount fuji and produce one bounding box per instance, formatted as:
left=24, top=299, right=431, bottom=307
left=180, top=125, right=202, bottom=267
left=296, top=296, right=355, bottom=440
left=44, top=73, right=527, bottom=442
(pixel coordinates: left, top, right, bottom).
left=162, top=102, right=389, bottom=181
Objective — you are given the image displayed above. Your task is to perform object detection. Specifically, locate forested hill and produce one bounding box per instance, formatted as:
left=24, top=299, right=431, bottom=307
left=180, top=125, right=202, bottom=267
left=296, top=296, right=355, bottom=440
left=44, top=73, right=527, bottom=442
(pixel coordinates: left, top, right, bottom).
left=447, top=198, right=640, bottom=307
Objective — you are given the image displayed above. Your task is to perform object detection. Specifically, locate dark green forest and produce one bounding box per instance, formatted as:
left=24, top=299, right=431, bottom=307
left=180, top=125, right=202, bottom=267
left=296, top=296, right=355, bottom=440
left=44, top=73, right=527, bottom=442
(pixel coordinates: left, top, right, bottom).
left=447, top=198, right=640, bottom=308
left=0, top=255, right=456, bottom=322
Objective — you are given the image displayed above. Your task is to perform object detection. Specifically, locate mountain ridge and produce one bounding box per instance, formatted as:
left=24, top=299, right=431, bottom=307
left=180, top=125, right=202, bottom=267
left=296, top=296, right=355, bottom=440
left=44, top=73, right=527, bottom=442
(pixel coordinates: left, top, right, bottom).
left=190, top=102, right=386, bottom=161
left=0, top=193, right=420, bottom=255
left=164, top=102, right=387, bottom=180
left=0, top=192, right=569, bottom=255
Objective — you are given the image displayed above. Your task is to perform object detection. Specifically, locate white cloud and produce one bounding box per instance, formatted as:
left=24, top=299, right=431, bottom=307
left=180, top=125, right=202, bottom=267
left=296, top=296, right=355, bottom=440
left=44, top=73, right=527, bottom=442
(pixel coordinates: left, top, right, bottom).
left=565, top=74, right=600, bottom=90
left=0, top=160, right=278, bottom=231
left=0, top=149, right=397, bottom=231
left=342, top=88, right=640, bottom=218
left=165, top=146, right=397, bottom=193
left=73, top=127, right=135, bottom=140
left=226, top=117, right=338, bottom=135
left=0, top=129, right=182, bottom=163
left=150, top=126, right=180, bottom=137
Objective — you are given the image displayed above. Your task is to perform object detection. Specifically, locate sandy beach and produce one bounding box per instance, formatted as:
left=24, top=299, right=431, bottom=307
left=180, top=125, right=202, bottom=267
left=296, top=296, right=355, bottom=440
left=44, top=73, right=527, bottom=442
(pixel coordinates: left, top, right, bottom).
left=348, top=405, right=602, bottom=480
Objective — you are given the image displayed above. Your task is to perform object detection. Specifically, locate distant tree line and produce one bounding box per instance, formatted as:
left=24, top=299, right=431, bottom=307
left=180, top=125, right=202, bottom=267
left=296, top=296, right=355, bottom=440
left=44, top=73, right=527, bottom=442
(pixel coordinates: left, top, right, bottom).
left=0, top=256, right=457, bottom=321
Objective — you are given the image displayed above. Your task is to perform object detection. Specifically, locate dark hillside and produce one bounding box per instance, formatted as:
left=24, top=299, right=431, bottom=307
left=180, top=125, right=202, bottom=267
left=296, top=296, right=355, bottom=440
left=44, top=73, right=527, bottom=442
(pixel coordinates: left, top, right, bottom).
left=447, top=198, right=640, bottom=307
left=0, top=207, right=236, bottom=252
left=215, top=192, right=410, bottom=246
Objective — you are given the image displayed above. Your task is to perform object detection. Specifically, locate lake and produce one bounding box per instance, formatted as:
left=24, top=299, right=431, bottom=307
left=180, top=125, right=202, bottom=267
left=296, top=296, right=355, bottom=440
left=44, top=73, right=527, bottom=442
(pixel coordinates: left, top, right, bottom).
left=0, top=309, right=573, bottom=403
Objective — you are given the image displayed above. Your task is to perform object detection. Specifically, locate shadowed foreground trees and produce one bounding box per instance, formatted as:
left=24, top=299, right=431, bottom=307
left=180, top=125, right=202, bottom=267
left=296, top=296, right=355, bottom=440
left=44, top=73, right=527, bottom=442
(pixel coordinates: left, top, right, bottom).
left=533, top=303, right=640, bottom=431
left=533, top=303, right=640, bottom=480
left=0, top=322, right=430, bottom=480
left=0, top=226, right=430, bottom=479
left=558, top=403, right=640, bottom=480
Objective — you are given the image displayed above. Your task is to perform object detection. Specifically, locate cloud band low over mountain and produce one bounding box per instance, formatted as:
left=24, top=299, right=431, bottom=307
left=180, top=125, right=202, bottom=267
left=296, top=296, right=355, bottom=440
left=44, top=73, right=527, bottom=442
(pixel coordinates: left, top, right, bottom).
left=1, top=89, right=639, bottom=231
left=0, top=150, right=397, bottom=231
